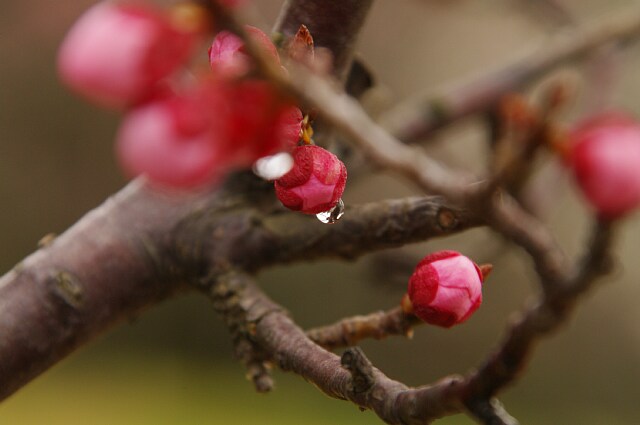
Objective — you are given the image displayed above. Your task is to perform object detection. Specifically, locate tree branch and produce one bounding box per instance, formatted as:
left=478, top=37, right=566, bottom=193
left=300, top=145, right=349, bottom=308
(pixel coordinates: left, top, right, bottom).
left=461, top=220, right=614, bottom=402
left=0, top=180, right=198, bottom=400
left=378, top=5, right=640, bottom=142
left=273, top=0, right=373, bottom=79
left=223, top=7, right=623, bottom=421
left=2, top=2, right=628, bottom=424
left=260, top=196, right=481, bottom=264
left=307, top=307, right=420, bottom=351
left=0, top=174, right=473, bottom=402
left=205, top=271, right=472, bottom=424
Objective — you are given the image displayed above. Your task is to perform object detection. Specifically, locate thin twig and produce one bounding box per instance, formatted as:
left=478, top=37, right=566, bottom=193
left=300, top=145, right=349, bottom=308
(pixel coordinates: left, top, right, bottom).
left=205, top=271, right=472, bottom=423
left=378, top=6, right=640, bottom=142
left=461, top=220, right=615, bottom=401
left=307, top=307, right=421, bottom=351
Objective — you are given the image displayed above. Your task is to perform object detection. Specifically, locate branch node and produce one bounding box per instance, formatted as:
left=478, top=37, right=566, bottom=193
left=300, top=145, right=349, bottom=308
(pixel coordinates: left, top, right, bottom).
left=436, top=207, right=459, bottom=230
left=341, top=347, right=375, bottom=394
left=37, top=232, right=57, bottom=248
left=52, top=271, right=84, bottom=310
left=246, top=361, right=275, bottom=393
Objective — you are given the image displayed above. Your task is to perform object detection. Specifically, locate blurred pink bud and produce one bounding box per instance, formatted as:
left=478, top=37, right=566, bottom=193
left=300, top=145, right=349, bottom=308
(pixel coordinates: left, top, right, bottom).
left=116, top=79, right=302, bottom=187
left=209, top=25, right=279, bottom=77
left=275, top=145, right=347, bottom=214
left=58, top=2, right=198, bottom=109
left=407, top=251, right=483, bottom=328
left=116, top=85, right=224, bottom=188
left=215, top=80, right=302, bottom=167
left=569, top=111, right=640, bottom=219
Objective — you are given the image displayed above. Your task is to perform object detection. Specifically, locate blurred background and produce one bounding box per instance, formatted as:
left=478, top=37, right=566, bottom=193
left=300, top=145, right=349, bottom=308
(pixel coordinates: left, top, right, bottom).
left=1, top=0, right=640, bottom=423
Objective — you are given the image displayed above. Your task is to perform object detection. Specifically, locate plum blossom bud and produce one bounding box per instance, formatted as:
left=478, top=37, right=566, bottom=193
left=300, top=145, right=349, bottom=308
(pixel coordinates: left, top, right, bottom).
left=215, top=80, right=303, bottom=167
left=58, top=2, right=199, bottom=109
left=116, top=85, right=224, bottom=188
left=568, top=111, right=640, bottom=219
left=209, top=25, right=280, bottom=77
left=116, top=79, right=302, bottom=188
left=407, top=251, right=484, bottom=328
left=275, top=145, right=347, bottom=214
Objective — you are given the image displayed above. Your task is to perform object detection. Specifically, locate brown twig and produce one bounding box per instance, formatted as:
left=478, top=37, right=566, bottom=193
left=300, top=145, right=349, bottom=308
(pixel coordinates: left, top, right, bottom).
left=518, top=0, right=576, bottom=28
left=306, top=307, right=421, bottom=351
left=208, top=271, right=277, bottom=392
left=203, top=271, right=473, bottom=424
left=461, top=220, right=614, bottom=403
left=377, top=5, right=640, bottom=142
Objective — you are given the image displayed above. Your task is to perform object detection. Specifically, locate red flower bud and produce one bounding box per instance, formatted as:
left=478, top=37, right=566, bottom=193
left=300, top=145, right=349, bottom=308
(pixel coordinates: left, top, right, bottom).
left=116, top=79, right=302, bottom=188
left=568, top=111, right=640, bottom=219
left=274, top=145, right=347, bottom=214
left=58, top=2, right=199, bottom=109
left=116, top=84, right=225, bottom=188
left=215, top=80, right=302, bottom=167
left=209, top=25, right=280, bottom=77
left=407, top=251, right=483, bottom=328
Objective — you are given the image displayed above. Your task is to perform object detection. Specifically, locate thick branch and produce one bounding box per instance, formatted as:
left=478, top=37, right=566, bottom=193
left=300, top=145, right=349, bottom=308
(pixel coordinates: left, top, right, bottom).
left=378, top=6, right=640, bottom=142
left=0, top=180, right=201, bottom=400
left=0, top=179, right=472, bottom=401
left=261, top=196, right=480, bottom=264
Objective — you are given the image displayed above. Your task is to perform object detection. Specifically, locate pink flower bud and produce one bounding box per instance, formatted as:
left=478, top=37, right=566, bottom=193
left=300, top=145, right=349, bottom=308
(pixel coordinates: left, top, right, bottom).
left=215, top=80, right=302, bottom=167
left=58, top=2, right=198, bottom=109
left=568, top=111, right=640, bottom=219
left=209, top=25, right=280, bottom=77
left=407, top=251, right=483, bottom=328
left=116, top=79, right=302, bottom=187
left=274, top=145, right=347, bottom=214
left=116, top=85, right=225, bottom=188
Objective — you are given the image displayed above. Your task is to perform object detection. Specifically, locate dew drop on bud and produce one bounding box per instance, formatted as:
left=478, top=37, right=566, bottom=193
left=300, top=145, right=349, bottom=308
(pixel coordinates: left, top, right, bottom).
left=316, top=199, right=345, bottom=224
left=252, top=152, right=294, bottom=180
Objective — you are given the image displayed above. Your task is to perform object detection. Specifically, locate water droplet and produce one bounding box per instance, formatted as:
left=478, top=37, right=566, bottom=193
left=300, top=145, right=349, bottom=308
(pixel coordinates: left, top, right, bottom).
left=316, top=199, right=345, bottom=224
left=252, top=152, right=294, bottom=180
